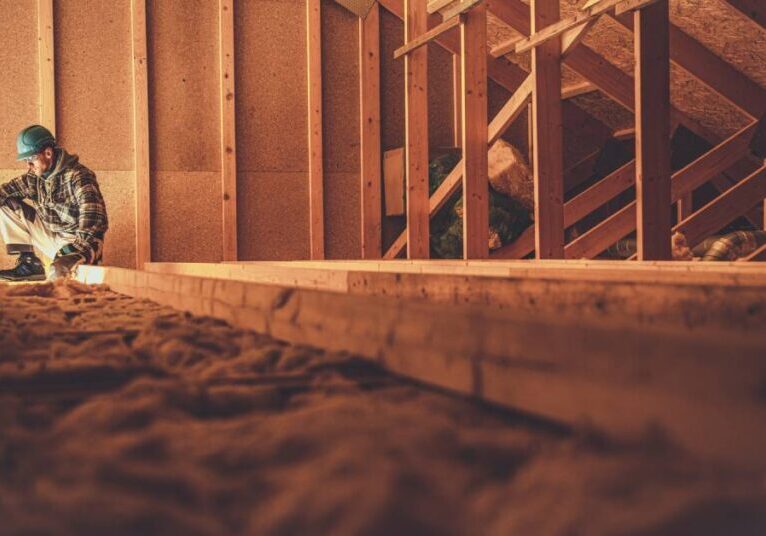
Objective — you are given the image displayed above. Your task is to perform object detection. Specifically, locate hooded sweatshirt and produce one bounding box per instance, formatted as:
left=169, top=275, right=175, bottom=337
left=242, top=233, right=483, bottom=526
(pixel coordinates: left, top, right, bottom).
left=0, top=148, right=108, bottom=263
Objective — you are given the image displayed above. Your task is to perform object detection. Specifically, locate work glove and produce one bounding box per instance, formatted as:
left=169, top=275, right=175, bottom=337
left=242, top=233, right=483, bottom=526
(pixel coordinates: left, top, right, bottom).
left=48, top=253, right=84, bottom=281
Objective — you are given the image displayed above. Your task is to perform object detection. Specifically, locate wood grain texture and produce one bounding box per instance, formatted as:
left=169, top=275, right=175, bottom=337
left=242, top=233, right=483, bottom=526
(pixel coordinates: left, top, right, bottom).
left=131, top=0, right=150, bottom=268
left=634, top=0, right=671, bottom=260
left=37, top=0, right=55, bottom=133
left=219, top=0, right=237, bottom=261
left=307, top=0, right=325, bottom=259
left=360, top=4, right=382, bottom=258
left=531, top=0, right=565, bottom=259
left=405, top=0, right=430, bottom=259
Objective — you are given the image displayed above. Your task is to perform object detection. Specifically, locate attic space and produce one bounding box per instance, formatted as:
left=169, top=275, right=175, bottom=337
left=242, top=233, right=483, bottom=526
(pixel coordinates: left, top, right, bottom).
left=1, top=0, right=765, bottom=534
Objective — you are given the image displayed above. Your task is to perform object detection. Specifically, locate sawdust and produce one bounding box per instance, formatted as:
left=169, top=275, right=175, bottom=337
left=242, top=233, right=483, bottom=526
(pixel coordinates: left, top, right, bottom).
left=1, top=280, right=765, bottom=535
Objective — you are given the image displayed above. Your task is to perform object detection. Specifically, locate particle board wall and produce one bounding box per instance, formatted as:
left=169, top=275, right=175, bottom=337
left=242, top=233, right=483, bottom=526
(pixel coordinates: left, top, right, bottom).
left=235, top=0, right=309, bottom=261
left=0, top=1, right=39, bottom=168
left=322, top=0, right=361, bottom=259
left=147, top=0, right=222, bottom=262
left=53, top=0, right=136, bottom=269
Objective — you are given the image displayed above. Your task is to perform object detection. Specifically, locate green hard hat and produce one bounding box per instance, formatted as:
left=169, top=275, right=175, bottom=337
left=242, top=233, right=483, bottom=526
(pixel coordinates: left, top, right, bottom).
left=16, top=125, right=55, bottom=160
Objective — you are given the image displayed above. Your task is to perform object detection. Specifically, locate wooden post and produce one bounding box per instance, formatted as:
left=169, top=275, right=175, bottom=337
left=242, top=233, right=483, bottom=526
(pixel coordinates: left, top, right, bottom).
left=219, top=0, right=237, bottom=261
left=461, top=3, right=489, bottom=259
left=635, top=0, right=671, bottom=260
left=359, top=4, right=382, bottom=259
left=452, top=54, right=462, bottom=147
left=405, top=0, right=430, bottom=259
left=307, top=0, right=325, bottom=259
left=37, top=0, right=55, bottom=133
left=131, top=0, right=151, bottom=269
left=531, top=0, right=564, bottom=259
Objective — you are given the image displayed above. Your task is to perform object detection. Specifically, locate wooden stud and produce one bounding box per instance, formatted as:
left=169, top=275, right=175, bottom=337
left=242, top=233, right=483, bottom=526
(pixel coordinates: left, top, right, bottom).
left=37, top=0, right=55, bottom=133
left=219, top=0, right=237, bottom=261
left=531, top=0, right=565, bottom=259
left=405, top=0, right=430, bottom=259
left=634, top=0, right=671, bottom=260
left=360, top=4, right=383, bottom=258
left=452, top=54, right=462, bottom=147
left=307, top=0, right=325, bottom=260
left=393, top=13, right=462, bottom=59
left=131, top=0, right=151, bottom=269
left=461, top=3, right=489, bottom=259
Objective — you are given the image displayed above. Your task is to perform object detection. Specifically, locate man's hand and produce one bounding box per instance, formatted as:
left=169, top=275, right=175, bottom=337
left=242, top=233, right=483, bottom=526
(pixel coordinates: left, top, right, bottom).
left=48, top=253, right=83, bottom=281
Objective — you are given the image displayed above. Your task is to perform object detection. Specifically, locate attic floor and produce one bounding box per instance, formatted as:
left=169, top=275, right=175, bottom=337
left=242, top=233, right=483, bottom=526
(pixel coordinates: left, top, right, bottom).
left=0, top=280, right=764, bottom=535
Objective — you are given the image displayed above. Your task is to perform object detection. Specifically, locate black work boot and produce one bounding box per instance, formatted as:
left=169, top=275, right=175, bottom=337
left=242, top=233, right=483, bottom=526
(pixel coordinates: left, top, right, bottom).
left=0, top=252, right=46, bottom=282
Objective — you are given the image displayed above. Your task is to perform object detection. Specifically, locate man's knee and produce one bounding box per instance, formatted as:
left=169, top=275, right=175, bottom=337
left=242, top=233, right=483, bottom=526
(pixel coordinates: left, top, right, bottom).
left=2, top=198, right=36, bottom=222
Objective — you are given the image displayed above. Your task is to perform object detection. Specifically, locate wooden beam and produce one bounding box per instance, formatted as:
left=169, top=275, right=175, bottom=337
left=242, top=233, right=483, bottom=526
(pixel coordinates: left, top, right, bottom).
left=614, top=15, right=766, bottom=120
left=634, top=0, right=671, bottom=260
left=723, top=0, right=765, bottom=30
left=405, top=0, right=430, bottom=259
left=531, top=0, right=565, bottom=259
left=561, top=123, right=758, bottom=259
left=219, top=0, right=237, bottom=261
left=393, top=13, right=462, bottom=59
left=561, top=80, right=597, bottom=100
left=461, top=3, right=489, bottom=259
left=676, top=165, right=766, bottom=247
left=37, top=0, right=55, bottom=133
left=745, top=243, right=766, bottom=261
left=130, top=0, right=151, bottom=269
left=452, top=54, right=462, bottom=147
left=307, top=0, right=325, bottom=260
left=360, top=4, right=383, bottom=258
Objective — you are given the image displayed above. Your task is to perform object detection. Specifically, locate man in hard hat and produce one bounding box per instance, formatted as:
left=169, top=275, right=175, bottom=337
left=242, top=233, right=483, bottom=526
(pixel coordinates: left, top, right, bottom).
left=0, top=125, right=108, bottom=281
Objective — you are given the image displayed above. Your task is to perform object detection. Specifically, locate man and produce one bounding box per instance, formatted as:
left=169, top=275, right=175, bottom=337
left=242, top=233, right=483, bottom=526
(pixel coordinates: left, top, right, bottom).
left=0, top=125, right=108, bottom=281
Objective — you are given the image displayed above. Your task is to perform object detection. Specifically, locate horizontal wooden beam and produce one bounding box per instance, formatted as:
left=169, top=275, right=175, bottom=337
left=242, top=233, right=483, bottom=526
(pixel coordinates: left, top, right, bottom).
left=393, top=12, right=462, bottom=59
left=80, top=264, right=766, bottom=472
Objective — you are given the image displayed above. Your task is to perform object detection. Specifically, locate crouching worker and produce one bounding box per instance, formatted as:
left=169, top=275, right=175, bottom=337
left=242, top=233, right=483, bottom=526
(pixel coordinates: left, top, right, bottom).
left=0, top=125, right=108, bottom=282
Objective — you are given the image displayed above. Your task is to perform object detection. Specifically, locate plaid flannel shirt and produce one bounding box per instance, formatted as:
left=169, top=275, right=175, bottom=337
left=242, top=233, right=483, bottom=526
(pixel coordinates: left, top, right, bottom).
left=0, top=149, right=108, bottom=264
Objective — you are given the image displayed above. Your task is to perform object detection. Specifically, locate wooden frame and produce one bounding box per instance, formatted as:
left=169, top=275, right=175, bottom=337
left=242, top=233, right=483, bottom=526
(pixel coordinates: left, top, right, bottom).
left=307, top=0, right=325, bottom=260
left=37, top=0, right=55, bottom=133
left=634, top=0, right=671, bottom=260
left=359, top=4, right=383, bottom=258
left=130, top=0, right=151, bottom=269
left=531, top=0, right=565, bottom=259
left=404, top=0, right=430, bottom=259
left=219, top=0, right=238, bottom=261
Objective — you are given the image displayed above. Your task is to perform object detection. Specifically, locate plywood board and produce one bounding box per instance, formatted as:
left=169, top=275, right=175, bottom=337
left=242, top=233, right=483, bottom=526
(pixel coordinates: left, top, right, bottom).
left=237, top=172, right=310, bottom=261
left=380, top=8, right=406, bottom=151
left=0, top=2, right=40, bottom=168
left=97, top=170, right=137, bottom=269
left=151, top=171, right=222, bottom=262
left=53, top=0, right=133, bottom=171
left=383, top=148, right=405, bottom=216
left=147, top=0, right=220, bottom=172
left=325, top=172, right=361, bottom=259
left=235, top=0, right=307, bottom=173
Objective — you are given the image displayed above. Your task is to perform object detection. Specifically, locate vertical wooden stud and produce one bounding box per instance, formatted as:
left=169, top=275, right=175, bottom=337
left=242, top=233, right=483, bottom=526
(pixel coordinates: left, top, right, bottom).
left=452, top=54, right=462, bottom=148
left=531, top=0, right=565, bottom=259
left=461, top=3, right=489, bottom=259
left=219, top=0, right=238, bottom=261
left=37, top=0, right=55, bottom=133
left=635, top=0, right=672, bottom=260
left=405, top=0, right=430, bottom=259
left=307, top=0, right=325, bottom=260
left=359, top=4, right=383, bottom=259
left=131, top=0, right=151, bottom=269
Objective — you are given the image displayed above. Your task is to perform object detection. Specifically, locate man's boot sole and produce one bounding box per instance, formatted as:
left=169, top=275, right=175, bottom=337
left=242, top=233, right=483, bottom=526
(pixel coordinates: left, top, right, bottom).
left=0, top=273, right=46, bottom=282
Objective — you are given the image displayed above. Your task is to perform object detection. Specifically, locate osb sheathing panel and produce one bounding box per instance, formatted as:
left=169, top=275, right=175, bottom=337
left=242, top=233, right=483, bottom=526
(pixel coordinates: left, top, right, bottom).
left=237, top=172, right=310, bottom=261
left=147, top=0, right=220, bottom=171
left=499, top=0, right=762, bottom=138
left=0, top=1, right=38, bottom=168
left=325, top=173, right=360, bottom=258
left=98, top=171, right=136, bottom=269
left=235, top=0, right=308, bottom=173
left=322, top=1, right=361, bottom=258
left=151, top=172, right=222, bottom=262
left=380, top=8, right=457, bottom=151
left=54, top=0, right=133, bottom=171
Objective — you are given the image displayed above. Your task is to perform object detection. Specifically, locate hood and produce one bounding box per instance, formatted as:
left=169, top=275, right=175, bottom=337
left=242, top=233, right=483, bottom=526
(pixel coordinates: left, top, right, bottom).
left=43, top=148, right=80, bottom=181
